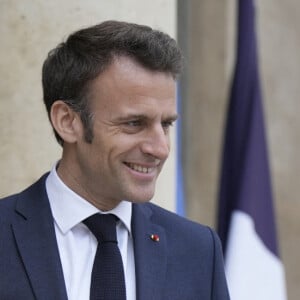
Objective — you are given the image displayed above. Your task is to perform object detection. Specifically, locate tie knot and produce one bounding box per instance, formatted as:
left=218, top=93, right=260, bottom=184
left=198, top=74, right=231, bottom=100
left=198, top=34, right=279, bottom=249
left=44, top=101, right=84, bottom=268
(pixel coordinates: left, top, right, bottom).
left=84, top=214, right=118, bottom=243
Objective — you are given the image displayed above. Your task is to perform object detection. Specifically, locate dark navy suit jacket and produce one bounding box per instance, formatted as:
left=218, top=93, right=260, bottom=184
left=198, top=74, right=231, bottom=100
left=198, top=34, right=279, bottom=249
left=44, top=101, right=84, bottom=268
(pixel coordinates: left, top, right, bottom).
left=0, top=174, right=230, bottom=299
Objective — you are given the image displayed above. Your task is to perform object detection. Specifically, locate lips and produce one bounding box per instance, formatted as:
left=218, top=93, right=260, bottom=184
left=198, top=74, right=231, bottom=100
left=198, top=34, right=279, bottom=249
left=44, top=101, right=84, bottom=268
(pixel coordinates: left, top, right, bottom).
left=125, top=162, right=154, bottom=174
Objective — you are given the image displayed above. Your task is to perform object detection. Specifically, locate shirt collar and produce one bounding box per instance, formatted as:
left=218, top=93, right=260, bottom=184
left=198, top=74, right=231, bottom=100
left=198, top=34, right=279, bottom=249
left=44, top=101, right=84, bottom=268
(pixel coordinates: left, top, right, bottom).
left=46, top=164, right=132, bottom=235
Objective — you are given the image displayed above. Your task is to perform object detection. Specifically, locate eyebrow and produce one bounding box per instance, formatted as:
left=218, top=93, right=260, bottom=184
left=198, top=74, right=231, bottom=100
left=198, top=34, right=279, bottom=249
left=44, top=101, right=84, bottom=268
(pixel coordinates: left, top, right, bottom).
left=115, top=113, right=179, bottom=122
left=165, top=114, right=179, bottom=122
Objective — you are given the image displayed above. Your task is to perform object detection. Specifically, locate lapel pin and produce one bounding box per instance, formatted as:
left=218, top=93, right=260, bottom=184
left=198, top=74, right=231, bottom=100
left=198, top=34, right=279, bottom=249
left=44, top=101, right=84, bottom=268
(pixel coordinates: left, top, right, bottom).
left=150, top=234, right=160, bottom=242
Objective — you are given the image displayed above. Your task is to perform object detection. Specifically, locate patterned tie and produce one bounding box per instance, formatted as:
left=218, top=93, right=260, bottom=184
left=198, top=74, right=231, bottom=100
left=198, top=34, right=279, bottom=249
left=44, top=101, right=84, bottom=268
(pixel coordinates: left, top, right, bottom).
left=83, top=214, right=126, bottom=300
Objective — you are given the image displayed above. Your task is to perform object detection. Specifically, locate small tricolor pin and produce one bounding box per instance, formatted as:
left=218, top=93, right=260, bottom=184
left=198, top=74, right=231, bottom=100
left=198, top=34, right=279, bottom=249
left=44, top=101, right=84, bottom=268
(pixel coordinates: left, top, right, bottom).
left=150, top=234, right=160, bottom=242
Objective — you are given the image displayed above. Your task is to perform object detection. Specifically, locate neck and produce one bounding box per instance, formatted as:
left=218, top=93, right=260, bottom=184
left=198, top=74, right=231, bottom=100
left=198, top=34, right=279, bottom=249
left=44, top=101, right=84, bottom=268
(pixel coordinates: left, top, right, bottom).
left=56, top=159, right=121, bottom=211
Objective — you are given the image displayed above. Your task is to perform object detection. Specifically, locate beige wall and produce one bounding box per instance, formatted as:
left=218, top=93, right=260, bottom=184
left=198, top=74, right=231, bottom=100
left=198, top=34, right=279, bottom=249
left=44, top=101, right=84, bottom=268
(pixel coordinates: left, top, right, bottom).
left=178, top=1, right=299, bottom=299
left=0, top=0, right=177, bottom=210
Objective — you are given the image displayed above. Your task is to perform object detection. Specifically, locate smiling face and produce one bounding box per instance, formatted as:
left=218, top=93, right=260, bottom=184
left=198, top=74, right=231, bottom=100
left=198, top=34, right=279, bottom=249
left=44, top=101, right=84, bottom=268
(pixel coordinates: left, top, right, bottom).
left=57, top=56, right=177, bottom=211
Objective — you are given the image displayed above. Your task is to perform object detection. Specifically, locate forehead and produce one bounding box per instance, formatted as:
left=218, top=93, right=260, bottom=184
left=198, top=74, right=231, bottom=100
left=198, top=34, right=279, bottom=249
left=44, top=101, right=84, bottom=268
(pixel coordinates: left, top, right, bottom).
left=89, top=56, right=177, bottom=115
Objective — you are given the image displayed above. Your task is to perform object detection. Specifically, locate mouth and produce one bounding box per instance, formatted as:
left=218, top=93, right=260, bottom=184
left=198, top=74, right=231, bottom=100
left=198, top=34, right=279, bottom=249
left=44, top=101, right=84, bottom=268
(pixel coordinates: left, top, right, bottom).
left=124, top=162, right=156, bottom=174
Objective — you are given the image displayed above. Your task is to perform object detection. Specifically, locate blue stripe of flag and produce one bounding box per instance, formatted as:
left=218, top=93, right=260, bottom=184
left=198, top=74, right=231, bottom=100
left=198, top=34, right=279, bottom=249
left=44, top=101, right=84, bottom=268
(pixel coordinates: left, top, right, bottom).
left=176, top=84, right=186, bottom=216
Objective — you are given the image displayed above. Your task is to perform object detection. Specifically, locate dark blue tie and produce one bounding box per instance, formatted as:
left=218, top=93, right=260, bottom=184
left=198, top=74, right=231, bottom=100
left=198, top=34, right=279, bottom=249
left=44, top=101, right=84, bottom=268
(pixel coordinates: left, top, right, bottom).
left=83, top=214, right=126, bottom=300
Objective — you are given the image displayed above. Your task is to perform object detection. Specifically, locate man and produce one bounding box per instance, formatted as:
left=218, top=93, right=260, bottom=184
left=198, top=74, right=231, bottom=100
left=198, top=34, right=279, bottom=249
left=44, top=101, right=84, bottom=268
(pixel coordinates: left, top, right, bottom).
left=0, top=21, right=229, bottom=299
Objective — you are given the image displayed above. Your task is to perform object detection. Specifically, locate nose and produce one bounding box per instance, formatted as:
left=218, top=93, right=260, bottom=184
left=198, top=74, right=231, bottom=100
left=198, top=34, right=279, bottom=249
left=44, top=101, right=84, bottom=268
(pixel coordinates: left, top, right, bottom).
left=141, top=125, right=170, bottom=160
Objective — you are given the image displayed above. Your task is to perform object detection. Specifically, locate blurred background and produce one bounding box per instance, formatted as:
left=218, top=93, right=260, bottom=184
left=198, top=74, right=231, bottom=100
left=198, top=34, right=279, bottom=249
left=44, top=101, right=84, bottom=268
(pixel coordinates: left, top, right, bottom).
left=0, top=0, right=299, bottom=298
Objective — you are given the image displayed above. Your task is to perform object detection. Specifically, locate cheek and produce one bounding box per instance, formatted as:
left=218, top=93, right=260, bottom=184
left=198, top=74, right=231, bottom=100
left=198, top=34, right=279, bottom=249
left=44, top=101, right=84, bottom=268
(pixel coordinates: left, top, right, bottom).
left=112, top=134, right=141, bottom=150
left=162, top=133, right=171, bottom=154
left=92, top=129, right=142, bottom=163
left=167, top=134, right=171, bottom=148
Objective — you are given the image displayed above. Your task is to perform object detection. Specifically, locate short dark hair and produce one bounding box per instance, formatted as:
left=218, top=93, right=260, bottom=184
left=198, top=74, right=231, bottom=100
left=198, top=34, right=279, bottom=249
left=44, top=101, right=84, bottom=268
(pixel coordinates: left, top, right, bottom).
left=42, top=20, right=183, bottom=145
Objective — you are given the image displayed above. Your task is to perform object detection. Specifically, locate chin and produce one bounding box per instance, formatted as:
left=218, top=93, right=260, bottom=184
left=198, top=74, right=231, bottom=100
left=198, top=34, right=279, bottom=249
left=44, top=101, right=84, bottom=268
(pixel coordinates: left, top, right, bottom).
left=122, top=184, right=156, bottom=204
left=128, top=192, right=155, bottom=204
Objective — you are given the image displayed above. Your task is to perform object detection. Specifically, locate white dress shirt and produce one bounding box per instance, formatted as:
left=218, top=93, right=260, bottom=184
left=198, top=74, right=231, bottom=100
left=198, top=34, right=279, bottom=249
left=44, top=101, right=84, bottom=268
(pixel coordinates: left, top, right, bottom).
left=46, top=165, right=136, bottom=300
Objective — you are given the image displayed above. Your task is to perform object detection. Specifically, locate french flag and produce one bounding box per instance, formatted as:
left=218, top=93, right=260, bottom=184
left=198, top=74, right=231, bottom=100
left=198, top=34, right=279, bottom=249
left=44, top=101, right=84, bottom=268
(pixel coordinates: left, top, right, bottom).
left=217, top=0, right=287, bottom=299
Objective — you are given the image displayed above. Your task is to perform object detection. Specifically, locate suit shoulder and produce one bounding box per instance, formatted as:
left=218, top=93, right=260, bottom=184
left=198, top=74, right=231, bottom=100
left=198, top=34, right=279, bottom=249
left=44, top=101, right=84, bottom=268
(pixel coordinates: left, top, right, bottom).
left=145, top=202, right=216, bottom=241
left=0, top=193, right=20, bottom=223
left=141, top=203, right=223, bottom=262
left=0, top=192, right=20, bottom=209
left=0, top=173, right=49, bottom=222
left=145, top=202, right=204, bottom=226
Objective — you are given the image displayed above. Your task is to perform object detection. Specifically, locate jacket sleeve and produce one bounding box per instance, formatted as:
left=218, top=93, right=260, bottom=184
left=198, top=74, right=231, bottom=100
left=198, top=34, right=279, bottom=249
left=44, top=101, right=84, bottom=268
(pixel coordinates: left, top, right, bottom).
left=208, top=228, right=231, bottom=299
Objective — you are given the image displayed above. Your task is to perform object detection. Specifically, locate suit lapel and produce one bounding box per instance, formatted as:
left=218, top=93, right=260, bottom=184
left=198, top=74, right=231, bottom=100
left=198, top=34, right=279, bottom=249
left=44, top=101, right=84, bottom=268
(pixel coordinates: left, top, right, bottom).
left=12, top=175, right=68, bottom=300
left=132, top=204, right=167, bottom=300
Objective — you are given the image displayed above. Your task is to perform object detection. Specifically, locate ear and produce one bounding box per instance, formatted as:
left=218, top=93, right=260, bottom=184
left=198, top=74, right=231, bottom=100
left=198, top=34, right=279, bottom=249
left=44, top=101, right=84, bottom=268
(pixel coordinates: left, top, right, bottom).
left=50, top=100, right=83, bottom=143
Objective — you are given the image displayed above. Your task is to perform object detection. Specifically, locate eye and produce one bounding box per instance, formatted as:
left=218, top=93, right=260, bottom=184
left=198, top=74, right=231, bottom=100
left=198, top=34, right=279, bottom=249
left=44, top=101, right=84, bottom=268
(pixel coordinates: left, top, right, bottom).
left=161, top=120, right=174, bottom=133
left=162, top=120, right=174, bottom=128
left=126, top=120, right=142, bottom=127
left=121, top=119, right=145, bottom=134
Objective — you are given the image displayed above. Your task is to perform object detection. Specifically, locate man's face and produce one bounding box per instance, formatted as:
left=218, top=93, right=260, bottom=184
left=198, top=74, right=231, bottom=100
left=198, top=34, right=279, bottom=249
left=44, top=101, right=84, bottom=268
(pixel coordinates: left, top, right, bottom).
left=68, top=56, right=177, bottom=210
